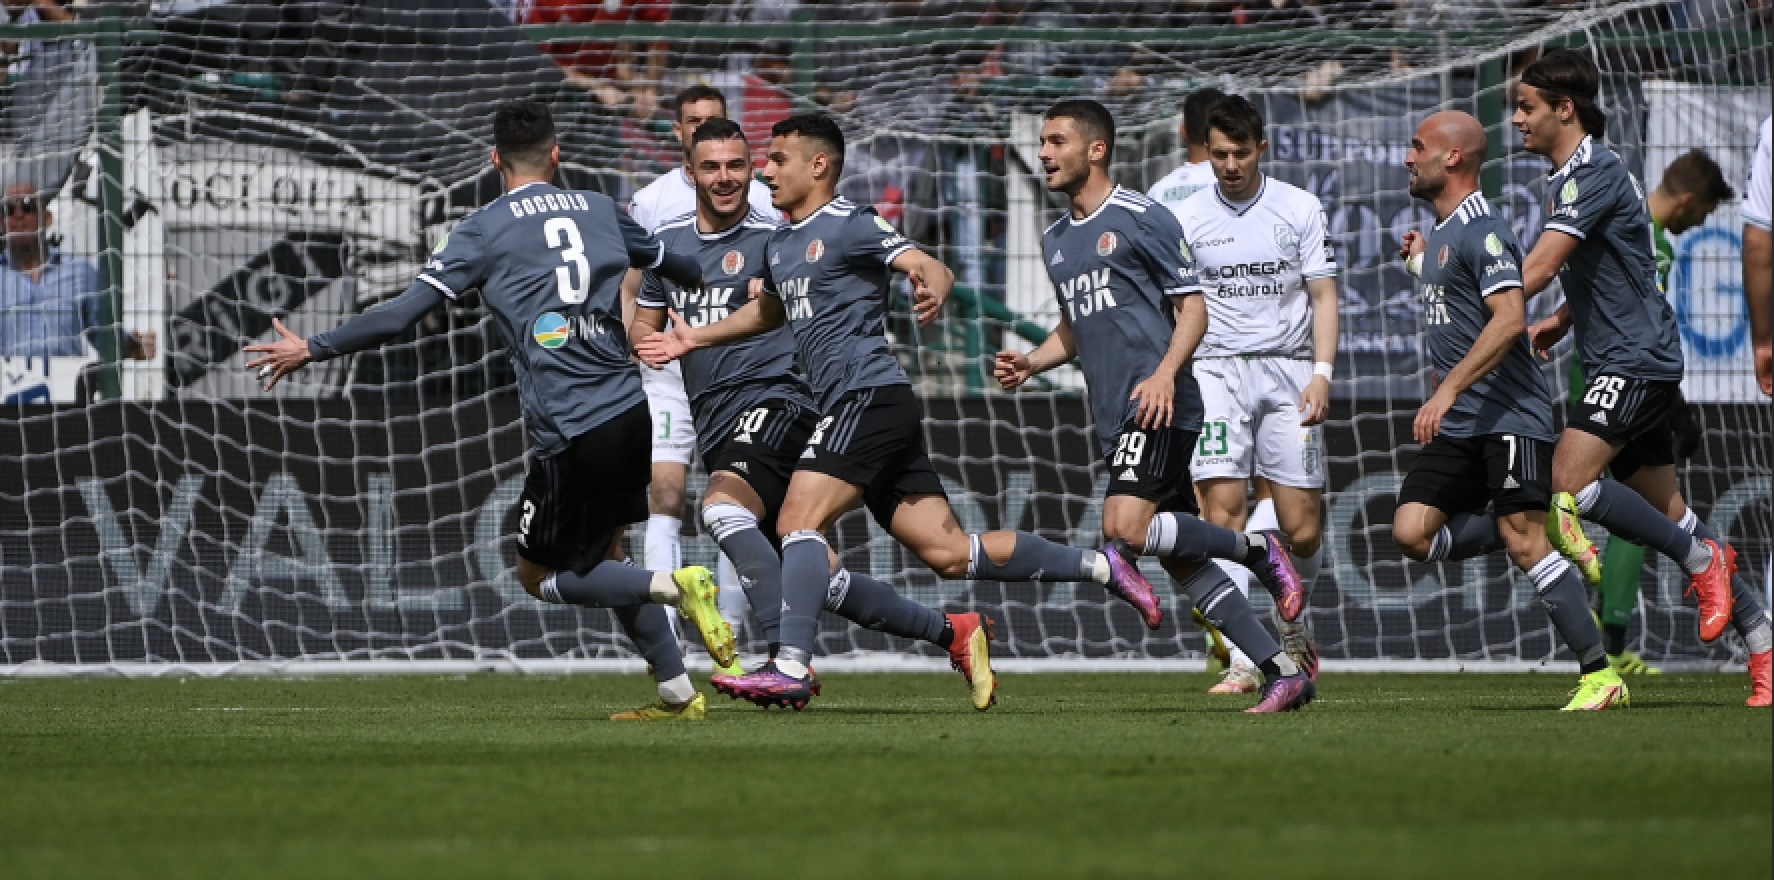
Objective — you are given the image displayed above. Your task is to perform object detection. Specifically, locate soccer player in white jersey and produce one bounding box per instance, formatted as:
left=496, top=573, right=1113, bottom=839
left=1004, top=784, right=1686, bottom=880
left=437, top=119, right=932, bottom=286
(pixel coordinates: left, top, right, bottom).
left=623, top=85, right=776, bottom=666
left=1745, top=114, right=1772, bottom=399
left=1167, top=95, right=1339, bottom=694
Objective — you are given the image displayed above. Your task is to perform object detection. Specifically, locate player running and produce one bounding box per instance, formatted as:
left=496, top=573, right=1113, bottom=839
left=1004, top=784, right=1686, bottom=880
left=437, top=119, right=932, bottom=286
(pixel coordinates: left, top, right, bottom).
left=1393, top=111, right=1621, bottom=710
left=624, top=86, right=778, bottom=658
left=995, top=99, right=1315, bottom=713
left=639, top=113, right=1161, bottom=712
left=633, top=118, right=1002, bottom=709
left=244, top=100, right=736, bottom=721
left=1512, top=50, right=1771, bottom=705
left=1161, top=94, right=1337, bottom=694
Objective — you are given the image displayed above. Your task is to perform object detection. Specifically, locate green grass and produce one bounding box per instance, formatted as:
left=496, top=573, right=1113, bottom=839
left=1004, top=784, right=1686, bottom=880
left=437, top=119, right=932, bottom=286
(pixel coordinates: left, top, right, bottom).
left=0, top=673, right=1767, bottom=880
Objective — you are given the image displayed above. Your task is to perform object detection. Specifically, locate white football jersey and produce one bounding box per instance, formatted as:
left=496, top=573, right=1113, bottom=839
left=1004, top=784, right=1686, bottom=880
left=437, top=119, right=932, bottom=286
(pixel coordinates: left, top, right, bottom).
left=628, top=167, right=778, bottom=234
left=1147, top=160, right=1217, bottom=217
left=1745, top=115, right=1772, bottom=232
left=1175, top=175, right=1336, bottom=358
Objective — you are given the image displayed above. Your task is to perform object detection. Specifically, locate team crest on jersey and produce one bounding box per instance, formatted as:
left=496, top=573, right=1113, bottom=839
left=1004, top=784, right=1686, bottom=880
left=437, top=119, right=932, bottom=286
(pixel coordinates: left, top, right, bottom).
left=1096, top=232, right=1117, bottom=256
left=1437, top=245, right=1450, bottom=268
left=807, top=239, right=825, bottom=262
left=722, top=249, right=745, bottom=276
left=1560, top=179, right=1579, bottom=204
left=1484, top=233, right=1505, bottom=257
left=1274, top=224, right=1300, bottom=259
left=533, top=312, right=569, bottom=350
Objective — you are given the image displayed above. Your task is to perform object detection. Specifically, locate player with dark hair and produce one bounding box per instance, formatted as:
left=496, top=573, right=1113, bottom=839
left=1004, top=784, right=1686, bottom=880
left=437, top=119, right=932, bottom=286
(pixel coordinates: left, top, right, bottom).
left=638, top=112, right=1157, bottom=711
left=245, top=100, right=737, bottom=721
left=995, top=98, right=1316, bottom=713
left=1150, top=89, right=1227, bottom=217
left=1560, top=147, right=1733, bottom=676
left=1513, top=49, right=1771, bottom=706
left=632, top=119, right=1003, bottom=709
left=623, top=86, right=777, bottom=671
left=1394, top=111, right=1618, bottom=710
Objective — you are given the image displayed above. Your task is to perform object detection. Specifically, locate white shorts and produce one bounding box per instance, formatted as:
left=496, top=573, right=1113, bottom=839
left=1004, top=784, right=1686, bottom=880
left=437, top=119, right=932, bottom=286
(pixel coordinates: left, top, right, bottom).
left=641, top=360, right=696, bottom=466
left=1189, top=356, right=1325, bottom=489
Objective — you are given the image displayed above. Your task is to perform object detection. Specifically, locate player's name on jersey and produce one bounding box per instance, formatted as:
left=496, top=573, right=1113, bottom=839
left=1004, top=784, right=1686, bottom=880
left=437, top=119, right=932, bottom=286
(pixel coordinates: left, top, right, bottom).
left=506, top=191, right=593, bottom=217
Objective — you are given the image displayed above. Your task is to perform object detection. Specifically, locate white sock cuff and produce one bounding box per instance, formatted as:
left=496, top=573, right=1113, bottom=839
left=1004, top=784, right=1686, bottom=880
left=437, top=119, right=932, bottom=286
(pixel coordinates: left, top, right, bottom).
left=1145, top=513, right=1178, bottom=557
left=701, top=502, right=759, bottom=542
left=1573, top=481, right=1603, bottom=514
left=1528, top=551, right=1571, bottom=592
left=538, top=573, right=563, bottom=604
left=647, top=512, right=682, bottom=529
left=1676, top=508, right=1698, bottom=535
left=782, top=529, right=828, bottom=550
left=657, top=673, right=696, bottom=704
left=966, top=534, right=984, bottom=579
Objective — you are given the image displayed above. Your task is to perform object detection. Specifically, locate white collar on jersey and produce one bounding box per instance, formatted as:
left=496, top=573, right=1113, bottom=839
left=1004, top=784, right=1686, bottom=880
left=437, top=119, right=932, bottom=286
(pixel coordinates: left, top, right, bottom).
left=1067, top=184, right=1133, bottom=226
left=508, top=181, right=550, bottom=195
left=1547, top=135, right=1595, bottom=180
left=1213, top=175, right=1268, bottom=216
left=1434, top=190, right=1490, bottom=231
left=787, top=196, right=853, bottom=230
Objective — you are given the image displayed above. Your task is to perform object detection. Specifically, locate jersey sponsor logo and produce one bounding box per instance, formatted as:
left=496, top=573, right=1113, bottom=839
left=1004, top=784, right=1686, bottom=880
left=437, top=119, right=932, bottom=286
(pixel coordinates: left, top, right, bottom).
left=1560, top=179, right=1579, bottom=204
left=533, top=312, right=570, bottom=349
left=1097, top=231, right=1117, bottom=256
left=1274, top=224, right=1300, bottom=260
left=1050, top=249, right=1064, bottom=266
left=1195, top=236, right=1235, bottom=248
left=1420, top=283, right=1450, bottom=325
left=721, top=249, right=745, bottom=276
left=806, top=239, right=825, bottom=262
left=1484, top=233, right=1505, bottom=257
left=1482, top=259, right=1518, bottom=276
left=874, top=215, right=896, bottom=233
left=778, top=276, right=813, bottom=321
left=1056, top=268, right=1118, bottom=320
left=880, top=234, right=908, bottom=250
left=667, top=285, right=737, bottom=326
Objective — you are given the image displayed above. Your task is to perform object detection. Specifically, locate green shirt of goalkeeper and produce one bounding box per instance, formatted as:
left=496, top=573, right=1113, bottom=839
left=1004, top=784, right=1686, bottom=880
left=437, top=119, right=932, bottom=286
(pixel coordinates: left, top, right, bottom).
left=1546, top=148, right=1735, bottom=674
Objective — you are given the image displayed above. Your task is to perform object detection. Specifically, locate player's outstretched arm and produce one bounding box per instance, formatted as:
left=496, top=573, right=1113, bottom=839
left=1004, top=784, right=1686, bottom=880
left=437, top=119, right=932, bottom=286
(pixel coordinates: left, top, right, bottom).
left=891, top=248, right=955, bottom=327
left=633, top=288, right=785, bottom=367
left=243, top=281, right=444, bottom=390
left=995, top=312, right=1076, bottom=389
left=1520, top=228, right=1580, bottom=300
left=1415, top=287, right=1527, bottom=443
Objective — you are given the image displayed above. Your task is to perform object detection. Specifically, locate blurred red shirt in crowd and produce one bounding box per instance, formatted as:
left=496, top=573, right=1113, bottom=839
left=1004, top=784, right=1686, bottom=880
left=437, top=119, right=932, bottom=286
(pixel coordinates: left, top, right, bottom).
left=526, top=0, right=670, bottom=80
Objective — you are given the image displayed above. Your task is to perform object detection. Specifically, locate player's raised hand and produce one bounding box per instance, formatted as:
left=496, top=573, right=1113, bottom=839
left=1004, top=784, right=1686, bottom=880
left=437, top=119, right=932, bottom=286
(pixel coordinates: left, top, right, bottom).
left=994, top=350, right=1032, bottom=390
left=243, top=317, right=311, bottom=391
left=909, top=268, right=943, bottom=327
left=748, top=277, right=767, bottom=300
left=1300, top=374, right=1331, bottom=427
left=1527, top=313, right=1570, bottom=361
left=1413, top=390, right=1455, bottom=444
left=634, top=308, right=696, bottom=367
left=1400, top=229, right=1426, bottom=260
left=1128, top=373, right=1174, bottom=429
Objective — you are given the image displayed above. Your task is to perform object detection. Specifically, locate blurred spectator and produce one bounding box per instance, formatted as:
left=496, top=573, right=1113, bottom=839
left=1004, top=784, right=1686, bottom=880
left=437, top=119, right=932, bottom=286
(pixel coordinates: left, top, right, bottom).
left=738, top=42, right=796, bottom=166
left=0, top=183, right=154, bottom=363
left=2, top=0, right=72, bottom=80
left=527, top=0, right=670, bottom=111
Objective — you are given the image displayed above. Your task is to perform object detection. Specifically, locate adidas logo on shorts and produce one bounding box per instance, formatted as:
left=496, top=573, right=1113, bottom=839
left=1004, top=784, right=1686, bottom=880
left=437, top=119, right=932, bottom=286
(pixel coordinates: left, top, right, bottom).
left=1502, top=475, right=1520, bottom=490
left=1589, top=411, right=1608, bottom=426
left=731, top=461, right=749, bottom=473
left=1118, top=467, right=1139, bottom=482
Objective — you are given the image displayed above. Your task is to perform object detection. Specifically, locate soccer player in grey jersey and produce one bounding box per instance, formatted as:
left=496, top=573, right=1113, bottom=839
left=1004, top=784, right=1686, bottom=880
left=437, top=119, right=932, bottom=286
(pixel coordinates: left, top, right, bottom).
left=1392, top=112, right=1620, bottom=710
left=244, top=100, right=737, bottom=721
left=639, top=113, right=1151, bottom=712
left=633, top=119, right=1005, bottom=707
left=1511, top=51, right=1769, bottom=698
left=994, top=99, right=1315, bottom=713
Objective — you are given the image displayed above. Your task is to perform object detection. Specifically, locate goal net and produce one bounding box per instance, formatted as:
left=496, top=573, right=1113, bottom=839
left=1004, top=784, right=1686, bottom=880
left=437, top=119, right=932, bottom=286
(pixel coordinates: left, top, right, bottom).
left=1, top=0, right=1767, bottom=673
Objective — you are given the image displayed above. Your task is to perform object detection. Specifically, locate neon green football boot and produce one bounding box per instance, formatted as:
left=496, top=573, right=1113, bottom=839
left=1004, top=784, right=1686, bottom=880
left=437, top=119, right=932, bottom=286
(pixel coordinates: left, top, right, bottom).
left=672, top=566, right=738, bottom=670
left=1608, top=651, right=1662, bottom=675
left=1548, top=492, right=1603, bottom=586
left=1560, top=668, right=1630, bottom=711
left=1194, top=607, right=1231, bottom=674
left=611, top=692, right=709, bottom=722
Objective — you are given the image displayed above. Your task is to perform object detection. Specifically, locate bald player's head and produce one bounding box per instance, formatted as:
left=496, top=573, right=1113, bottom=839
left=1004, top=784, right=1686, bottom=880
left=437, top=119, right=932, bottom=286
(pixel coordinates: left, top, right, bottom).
left=1406, top=111, right=1487, bottom=202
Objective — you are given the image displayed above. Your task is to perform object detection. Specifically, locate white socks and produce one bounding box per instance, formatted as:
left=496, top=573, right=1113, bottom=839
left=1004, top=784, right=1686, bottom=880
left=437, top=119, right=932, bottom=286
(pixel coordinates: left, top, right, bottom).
left=658, top=673, right=696, bottom=705
left=644, top=514, right=682, bottom=573
left=647, top=571, right=681, bottom=606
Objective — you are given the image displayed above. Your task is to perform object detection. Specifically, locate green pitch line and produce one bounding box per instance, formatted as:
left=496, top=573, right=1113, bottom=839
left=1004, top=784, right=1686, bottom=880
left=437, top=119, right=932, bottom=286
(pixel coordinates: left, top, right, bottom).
left=1, top=674, right=1766, bottom=880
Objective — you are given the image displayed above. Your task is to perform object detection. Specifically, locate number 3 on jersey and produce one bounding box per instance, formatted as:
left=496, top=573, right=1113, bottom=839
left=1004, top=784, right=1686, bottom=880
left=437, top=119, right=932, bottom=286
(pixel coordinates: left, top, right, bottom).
left=545, top=217, right=591, bottom=303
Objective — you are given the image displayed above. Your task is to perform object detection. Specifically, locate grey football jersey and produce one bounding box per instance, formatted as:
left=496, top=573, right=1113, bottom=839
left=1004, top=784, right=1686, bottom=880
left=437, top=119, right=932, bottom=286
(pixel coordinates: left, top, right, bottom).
left=639, top=207, right=815, bottom=456
left=760, top=197, right=915, bottom=411
left=1418, top=192, right=1555, bottom=442
left=419, top=182, right=665, bottom=456
left=1542, top=137, right=1683, bottom=381
left=1041, top=186, right=1206, bottom=457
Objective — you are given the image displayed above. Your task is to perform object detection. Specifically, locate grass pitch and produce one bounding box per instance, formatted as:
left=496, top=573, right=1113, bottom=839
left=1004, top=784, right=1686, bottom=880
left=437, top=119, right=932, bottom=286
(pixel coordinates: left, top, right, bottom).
left=1, top=673, right=1767, bottom=880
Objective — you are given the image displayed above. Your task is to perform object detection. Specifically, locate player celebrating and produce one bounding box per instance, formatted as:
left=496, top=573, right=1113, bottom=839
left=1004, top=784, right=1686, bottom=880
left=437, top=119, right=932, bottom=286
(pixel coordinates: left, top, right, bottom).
left=633, top=118, right=1000, bottom=709
left=1512, top=50, right=1771, bottom=705
left=244, top=100, right=737, bottom=721
left=1393, top=111, right=1621, bottom=710
left=1164, top=94, right=1337, bottom=694
left=624, top=85, right=776, bottom=660
left=995, top=98, right=1315, bottom=713
left=639, top=113, right=1159, bottom=712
